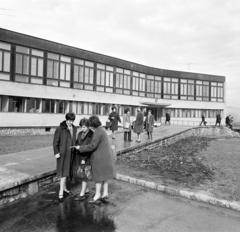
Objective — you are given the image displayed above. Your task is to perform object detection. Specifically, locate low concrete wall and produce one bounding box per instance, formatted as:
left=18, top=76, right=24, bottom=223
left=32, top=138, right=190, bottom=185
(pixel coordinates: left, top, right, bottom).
left=0, top=126, right=238, bottom=205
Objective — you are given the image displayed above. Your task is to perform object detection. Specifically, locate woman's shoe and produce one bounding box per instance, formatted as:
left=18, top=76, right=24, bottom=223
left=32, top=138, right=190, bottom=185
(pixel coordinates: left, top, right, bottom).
left=100, top=195, right=109, bottom=202
left=58, top=195, right=64, bottom=202
left=64, top=190, right=73, bottom=196
left=88, top=197, right=101, bottom=204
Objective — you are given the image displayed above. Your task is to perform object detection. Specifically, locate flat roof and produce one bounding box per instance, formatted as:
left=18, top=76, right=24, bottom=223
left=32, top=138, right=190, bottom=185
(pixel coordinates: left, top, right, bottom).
left=0, top=28, right=225, bottom=82
left=140, top=102, right=171, bottom=108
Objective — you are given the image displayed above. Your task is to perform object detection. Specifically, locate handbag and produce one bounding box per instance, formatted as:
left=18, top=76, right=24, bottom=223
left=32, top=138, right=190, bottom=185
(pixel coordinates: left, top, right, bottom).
left=124, top=122, right=130, bottom=129
left=73, top=164, right=92, bottom=181
left=106, top=120, right=112, bottom=128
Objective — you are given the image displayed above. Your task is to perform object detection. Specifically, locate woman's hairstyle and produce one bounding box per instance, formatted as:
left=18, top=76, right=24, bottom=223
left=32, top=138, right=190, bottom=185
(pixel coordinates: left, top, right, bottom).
left=65, top=112, right=76, bottom=121
left=89, top=115, right=102, bottom=128
left=124, top=108, right=130, bottom=114
left=111, top=106, right=117, bottom=111
left=79, top=118, right=90, bottom=127
left=148, top=110, right=152, bottom=113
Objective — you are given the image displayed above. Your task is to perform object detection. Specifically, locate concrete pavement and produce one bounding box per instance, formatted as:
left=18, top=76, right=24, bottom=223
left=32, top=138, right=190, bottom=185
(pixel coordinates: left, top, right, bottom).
left=1, top=179, right=240, bottom=232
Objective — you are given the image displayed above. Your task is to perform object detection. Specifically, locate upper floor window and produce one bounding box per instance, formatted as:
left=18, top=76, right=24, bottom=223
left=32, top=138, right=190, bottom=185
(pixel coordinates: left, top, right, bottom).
left=73, top=59, right=94, bottom=90
left=47, top=53, right=71, bottom=87
left=116, top=68, right=131, bottom=95
left=196, top=81, right=209, bottom=101
left=180, top=79, right=194, bottom=100
left=96, top=63, right=114, bottom=93
left=15, top=46, right=44, bottom=84
left=211, top=82, right=224, bottom=102
left=132, top=72, right=146, bottom=97
left=0, top=42, right=11, bottom=81
left=163, top=77, right=178, bottom=99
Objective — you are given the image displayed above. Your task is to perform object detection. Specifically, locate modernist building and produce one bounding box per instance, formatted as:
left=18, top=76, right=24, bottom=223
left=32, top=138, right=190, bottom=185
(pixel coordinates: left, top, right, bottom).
left=0, top=28, right=225, bottom=128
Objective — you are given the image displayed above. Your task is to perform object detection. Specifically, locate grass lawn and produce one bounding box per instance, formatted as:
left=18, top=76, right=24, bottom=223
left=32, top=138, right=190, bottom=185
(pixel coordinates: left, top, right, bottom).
left=116, top=136, right=240, bottom=202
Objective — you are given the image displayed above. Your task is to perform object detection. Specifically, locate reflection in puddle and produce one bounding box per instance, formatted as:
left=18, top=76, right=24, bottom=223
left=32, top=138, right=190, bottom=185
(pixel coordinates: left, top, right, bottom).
left=57, top=197, right=116, bottom=232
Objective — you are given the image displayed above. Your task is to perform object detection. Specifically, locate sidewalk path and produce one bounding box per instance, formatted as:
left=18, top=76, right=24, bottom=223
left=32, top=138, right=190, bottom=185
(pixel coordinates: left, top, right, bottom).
left=0, top=125, right=190, bottom=192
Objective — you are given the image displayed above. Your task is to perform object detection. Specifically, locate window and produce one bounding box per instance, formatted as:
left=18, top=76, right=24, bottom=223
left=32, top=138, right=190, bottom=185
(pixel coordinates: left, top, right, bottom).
left=73, top=59, right=94, bottom=90
left=146, top=75, right=154, bottom=97
left=163, top=77, right=179, bottom=99
left=47, top=53, right=71, bottom=87
left=132, top=72, right=146, bottom=96
left=116, top=68, right=131, bottom=95
left=30, top=49, right=44, bottom=84
left=180, top=79, right=194, bottom=100
left=211, top=82, right=224, bottom=102
left=154, top=76, right=161, bottom=98
left=0, top=42, right=11, bottom=81
left=196, top=81, right=209, bottom=101
left=96, top=64, right=114, bottom=93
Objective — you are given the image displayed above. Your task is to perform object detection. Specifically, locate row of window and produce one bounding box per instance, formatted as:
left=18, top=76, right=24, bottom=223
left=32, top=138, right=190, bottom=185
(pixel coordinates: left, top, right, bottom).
left=0, top=41, right=224, bottom=102
left=0, top=95, right=224, bottom=119
left=162, top=108, right=223, bottom=119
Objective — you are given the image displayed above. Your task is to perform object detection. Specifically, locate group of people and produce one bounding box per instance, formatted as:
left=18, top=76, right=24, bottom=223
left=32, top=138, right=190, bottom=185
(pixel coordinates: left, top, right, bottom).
left=199, top=112, right=234, bottom=128
left=108, top=106, right=155, bottom=143
left=53, top=113, right=115, bottom=204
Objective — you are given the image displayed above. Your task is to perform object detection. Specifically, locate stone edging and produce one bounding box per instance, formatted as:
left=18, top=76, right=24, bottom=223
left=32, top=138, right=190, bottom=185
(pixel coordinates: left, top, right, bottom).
left=116, top=173, right=240, bottom=213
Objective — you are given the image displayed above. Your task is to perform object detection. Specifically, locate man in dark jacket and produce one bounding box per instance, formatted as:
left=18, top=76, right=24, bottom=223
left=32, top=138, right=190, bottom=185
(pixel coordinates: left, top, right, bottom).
left=165, top=111, right=171, bottom=125
left=199, top=113, right=207, bottom=126
left=225, top=115, right=231, bottom=127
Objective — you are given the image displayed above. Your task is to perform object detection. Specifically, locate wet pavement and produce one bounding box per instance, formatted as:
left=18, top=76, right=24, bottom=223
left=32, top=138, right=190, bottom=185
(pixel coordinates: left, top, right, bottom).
left=1, top=180, right=240, bottom=232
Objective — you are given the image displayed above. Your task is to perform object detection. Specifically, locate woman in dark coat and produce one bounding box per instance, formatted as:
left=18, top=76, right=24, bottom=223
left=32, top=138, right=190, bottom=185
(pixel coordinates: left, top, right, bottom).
left=75, top=115, right=115, bottom=204
left=108, top=106, right=121, bottom=139
left=73, top=118, right=93, bottom=201
left=145, top=110, right=154, bottom=140
left=134, top=107, right=144, bottom=143
left=53, top=112, right=77, bottom=202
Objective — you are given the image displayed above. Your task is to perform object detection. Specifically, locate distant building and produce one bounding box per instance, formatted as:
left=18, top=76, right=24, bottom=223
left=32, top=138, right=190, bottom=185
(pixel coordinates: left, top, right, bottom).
left=0, top=28, right=225, bottom=127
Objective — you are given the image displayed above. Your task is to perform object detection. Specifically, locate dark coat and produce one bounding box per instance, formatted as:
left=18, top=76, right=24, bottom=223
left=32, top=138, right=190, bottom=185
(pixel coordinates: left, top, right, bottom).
left=145, top=114, right=154, bottom=132
left=166, top=113, right=171, bottom=121
left=108, top=112, right=121, bottom=131
left=134, top=112, right=144, bottom=133
left=216, top=114, right=221, bottom=122
left=79, top=126, right=115, bottom=182
left=53, top=121, right=77, bottom=177
left=226, top=116, right=230, bottom=125
left=73, top=129, right=93, bottom=166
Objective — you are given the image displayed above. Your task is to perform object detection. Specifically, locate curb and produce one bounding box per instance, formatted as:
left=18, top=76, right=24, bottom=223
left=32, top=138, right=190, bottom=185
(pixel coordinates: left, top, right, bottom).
left=116, top=173, right=240, bottom=213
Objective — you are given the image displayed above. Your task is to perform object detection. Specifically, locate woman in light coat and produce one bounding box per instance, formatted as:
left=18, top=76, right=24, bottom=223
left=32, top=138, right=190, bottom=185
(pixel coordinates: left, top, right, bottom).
left=145, top=110, right=154, bottom=140
left=75, top=115, right=115, bottom=204
left=123, top=108, right=132, bottom=142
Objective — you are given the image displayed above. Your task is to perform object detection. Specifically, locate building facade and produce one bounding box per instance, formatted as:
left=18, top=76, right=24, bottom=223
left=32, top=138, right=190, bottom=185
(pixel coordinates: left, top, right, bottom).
left=0, top=28, right=225, bottom=128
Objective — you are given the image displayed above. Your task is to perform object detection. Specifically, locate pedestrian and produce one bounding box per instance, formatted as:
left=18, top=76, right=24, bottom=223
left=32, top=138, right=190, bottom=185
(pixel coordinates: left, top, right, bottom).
left=108, top=106, right=121, bottom=139
left=145, top=110, right=154, bottom=140
left=225, top=115, right=231, bottom=127
left=229, top=117, right=234, bottom=130
left=73, top=118, right=93, bottom=201
left=215, top=112, right=221, bottom=126
left=134, top=106, right=144, bottom=143
left=199, top=113, right=207, bottom=126
left=123, top=108, right=133, bottom=142
left=53, top=112, right=77, bottom=202
left=75, top=115, right=115, bottom=204
left=165, top=111, right=171, bottom=125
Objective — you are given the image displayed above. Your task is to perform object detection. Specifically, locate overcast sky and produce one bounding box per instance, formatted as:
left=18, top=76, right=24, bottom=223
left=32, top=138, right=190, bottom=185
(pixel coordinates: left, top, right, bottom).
left=1, top=0, right=240, bottom=107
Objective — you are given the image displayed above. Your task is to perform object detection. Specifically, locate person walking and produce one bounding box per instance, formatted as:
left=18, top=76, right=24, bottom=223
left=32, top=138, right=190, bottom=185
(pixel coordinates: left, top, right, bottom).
left=225, top=115, right=231, bottom=127
left=145, top=110, right=154, bottom=140
left=123, top=108, right=132, bottom=142
left=108, top=106, right=121, bottom=139
left=73, top=118, right=93, bottom=201
left=165, top=111, right=171, bottom=125
left=53, top=112, right=77, bottom=202
left=199, top=113, right=207, bottom=126
left=215, top=112, right=221, bottom=126
left=75, top=115, right=115, bottom=204
left=134, top=106, right=144, bottom=143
